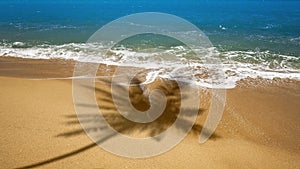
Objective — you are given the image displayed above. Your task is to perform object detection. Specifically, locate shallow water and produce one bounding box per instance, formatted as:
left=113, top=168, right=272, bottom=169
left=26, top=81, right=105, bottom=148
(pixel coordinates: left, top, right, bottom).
left=0, top=0, right=299, bottom=88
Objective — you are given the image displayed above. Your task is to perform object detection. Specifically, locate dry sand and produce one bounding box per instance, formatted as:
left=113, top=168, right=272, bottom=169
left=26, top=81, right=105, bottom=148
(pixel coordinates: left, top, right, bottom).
left=0, top=56, right=299, bottom=168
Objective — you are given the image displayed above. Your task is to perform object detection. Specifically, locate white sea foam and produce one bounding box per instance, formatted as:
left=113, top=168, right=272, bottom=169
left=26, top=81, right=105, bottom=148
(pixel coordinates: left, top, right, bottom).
left=0, top=42, right=299, bottom=88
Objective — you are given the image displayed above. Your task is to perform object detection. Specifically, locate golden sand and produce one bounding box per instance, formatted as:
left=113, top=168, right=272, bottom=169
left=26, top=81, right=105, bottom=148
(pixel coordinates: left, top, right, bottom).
left=0, top=57, right=299, bottom=168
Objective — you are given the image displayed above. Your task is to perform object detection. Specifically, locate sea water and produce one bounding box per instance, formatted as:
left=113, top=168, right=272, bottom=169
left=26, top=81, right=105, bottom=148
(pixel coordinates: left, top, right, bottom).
left=0, top=0, right=299, bottom=88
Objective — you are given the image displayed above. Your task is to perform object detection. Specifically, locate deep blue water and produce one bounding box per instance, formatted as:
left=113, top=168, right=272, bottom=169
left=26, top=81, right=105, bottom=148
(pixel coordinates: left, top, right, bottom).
left=0, top=0, right=299, bottom=55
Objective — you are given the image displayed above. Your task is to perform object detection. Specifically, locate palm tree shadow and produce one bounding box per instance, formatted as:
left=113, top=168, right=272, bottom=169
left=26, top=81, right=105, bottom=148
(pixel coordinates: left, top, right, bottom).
left=16, top=77, right=220, bottom=169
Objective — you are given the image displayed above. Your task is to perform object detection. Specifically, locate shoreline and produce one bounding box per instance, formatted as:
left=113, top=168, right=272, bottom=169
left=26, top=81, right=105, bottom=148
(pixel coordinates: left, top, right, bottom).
left=1, top=56, right=300, bottom=88
left=0, top=56, right=299, bottom=168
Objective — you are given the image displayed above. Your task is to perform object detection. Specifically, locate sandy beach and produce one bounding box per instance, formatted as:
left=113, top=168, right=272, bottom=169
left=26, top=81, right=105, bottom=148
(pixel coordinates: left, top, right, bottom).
left=0, top=56, right=299, bottom=168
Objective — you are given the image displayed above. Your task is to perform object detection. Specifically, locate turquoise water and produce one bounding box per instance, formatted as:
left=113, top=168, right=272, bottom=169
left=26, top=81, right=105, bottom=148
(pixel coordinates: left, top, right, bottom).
left=0, top=0, right=299, bottom=54
left=0, top=0, right=299, bottom=86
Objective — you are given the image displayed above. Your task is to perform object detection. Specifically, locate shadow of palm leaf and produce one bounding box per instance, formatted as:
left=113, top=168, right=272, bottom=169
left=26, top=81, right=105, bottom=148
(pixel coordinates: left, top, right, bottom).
left=16, top=76, right=220, bottom=169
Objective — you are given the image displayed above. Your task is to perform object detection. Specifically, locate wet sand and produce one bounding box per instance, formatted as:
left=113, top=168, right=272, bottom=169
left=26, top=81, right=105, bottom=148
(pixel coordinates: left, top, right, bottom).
left=0, top=56, right=299, bottom=168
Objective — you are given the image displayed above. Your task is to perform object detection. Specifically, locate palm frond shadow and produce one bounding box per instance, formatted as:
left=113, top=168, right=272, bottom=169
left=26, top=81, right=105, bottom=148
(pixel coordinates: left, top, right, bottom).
left=16, top=77, right=220, bottom=169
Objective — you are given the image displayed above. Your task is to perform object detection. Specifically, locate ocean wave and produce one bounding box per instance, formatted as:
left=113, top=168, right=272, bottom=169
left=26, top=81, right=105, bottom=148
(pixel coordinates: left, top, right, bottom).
left=290, top=37, right=300, bottom=44
left=7, top=22, right=78, bottom=31
left=0, top=42, right=299, bottom=88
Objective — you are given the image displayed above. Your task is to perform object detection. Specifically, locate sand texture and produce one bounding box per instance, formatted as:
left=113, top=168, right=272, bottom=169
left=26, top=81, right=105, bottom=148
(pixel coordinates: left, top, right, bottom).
left=0, top=57, right=299, bottom=169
